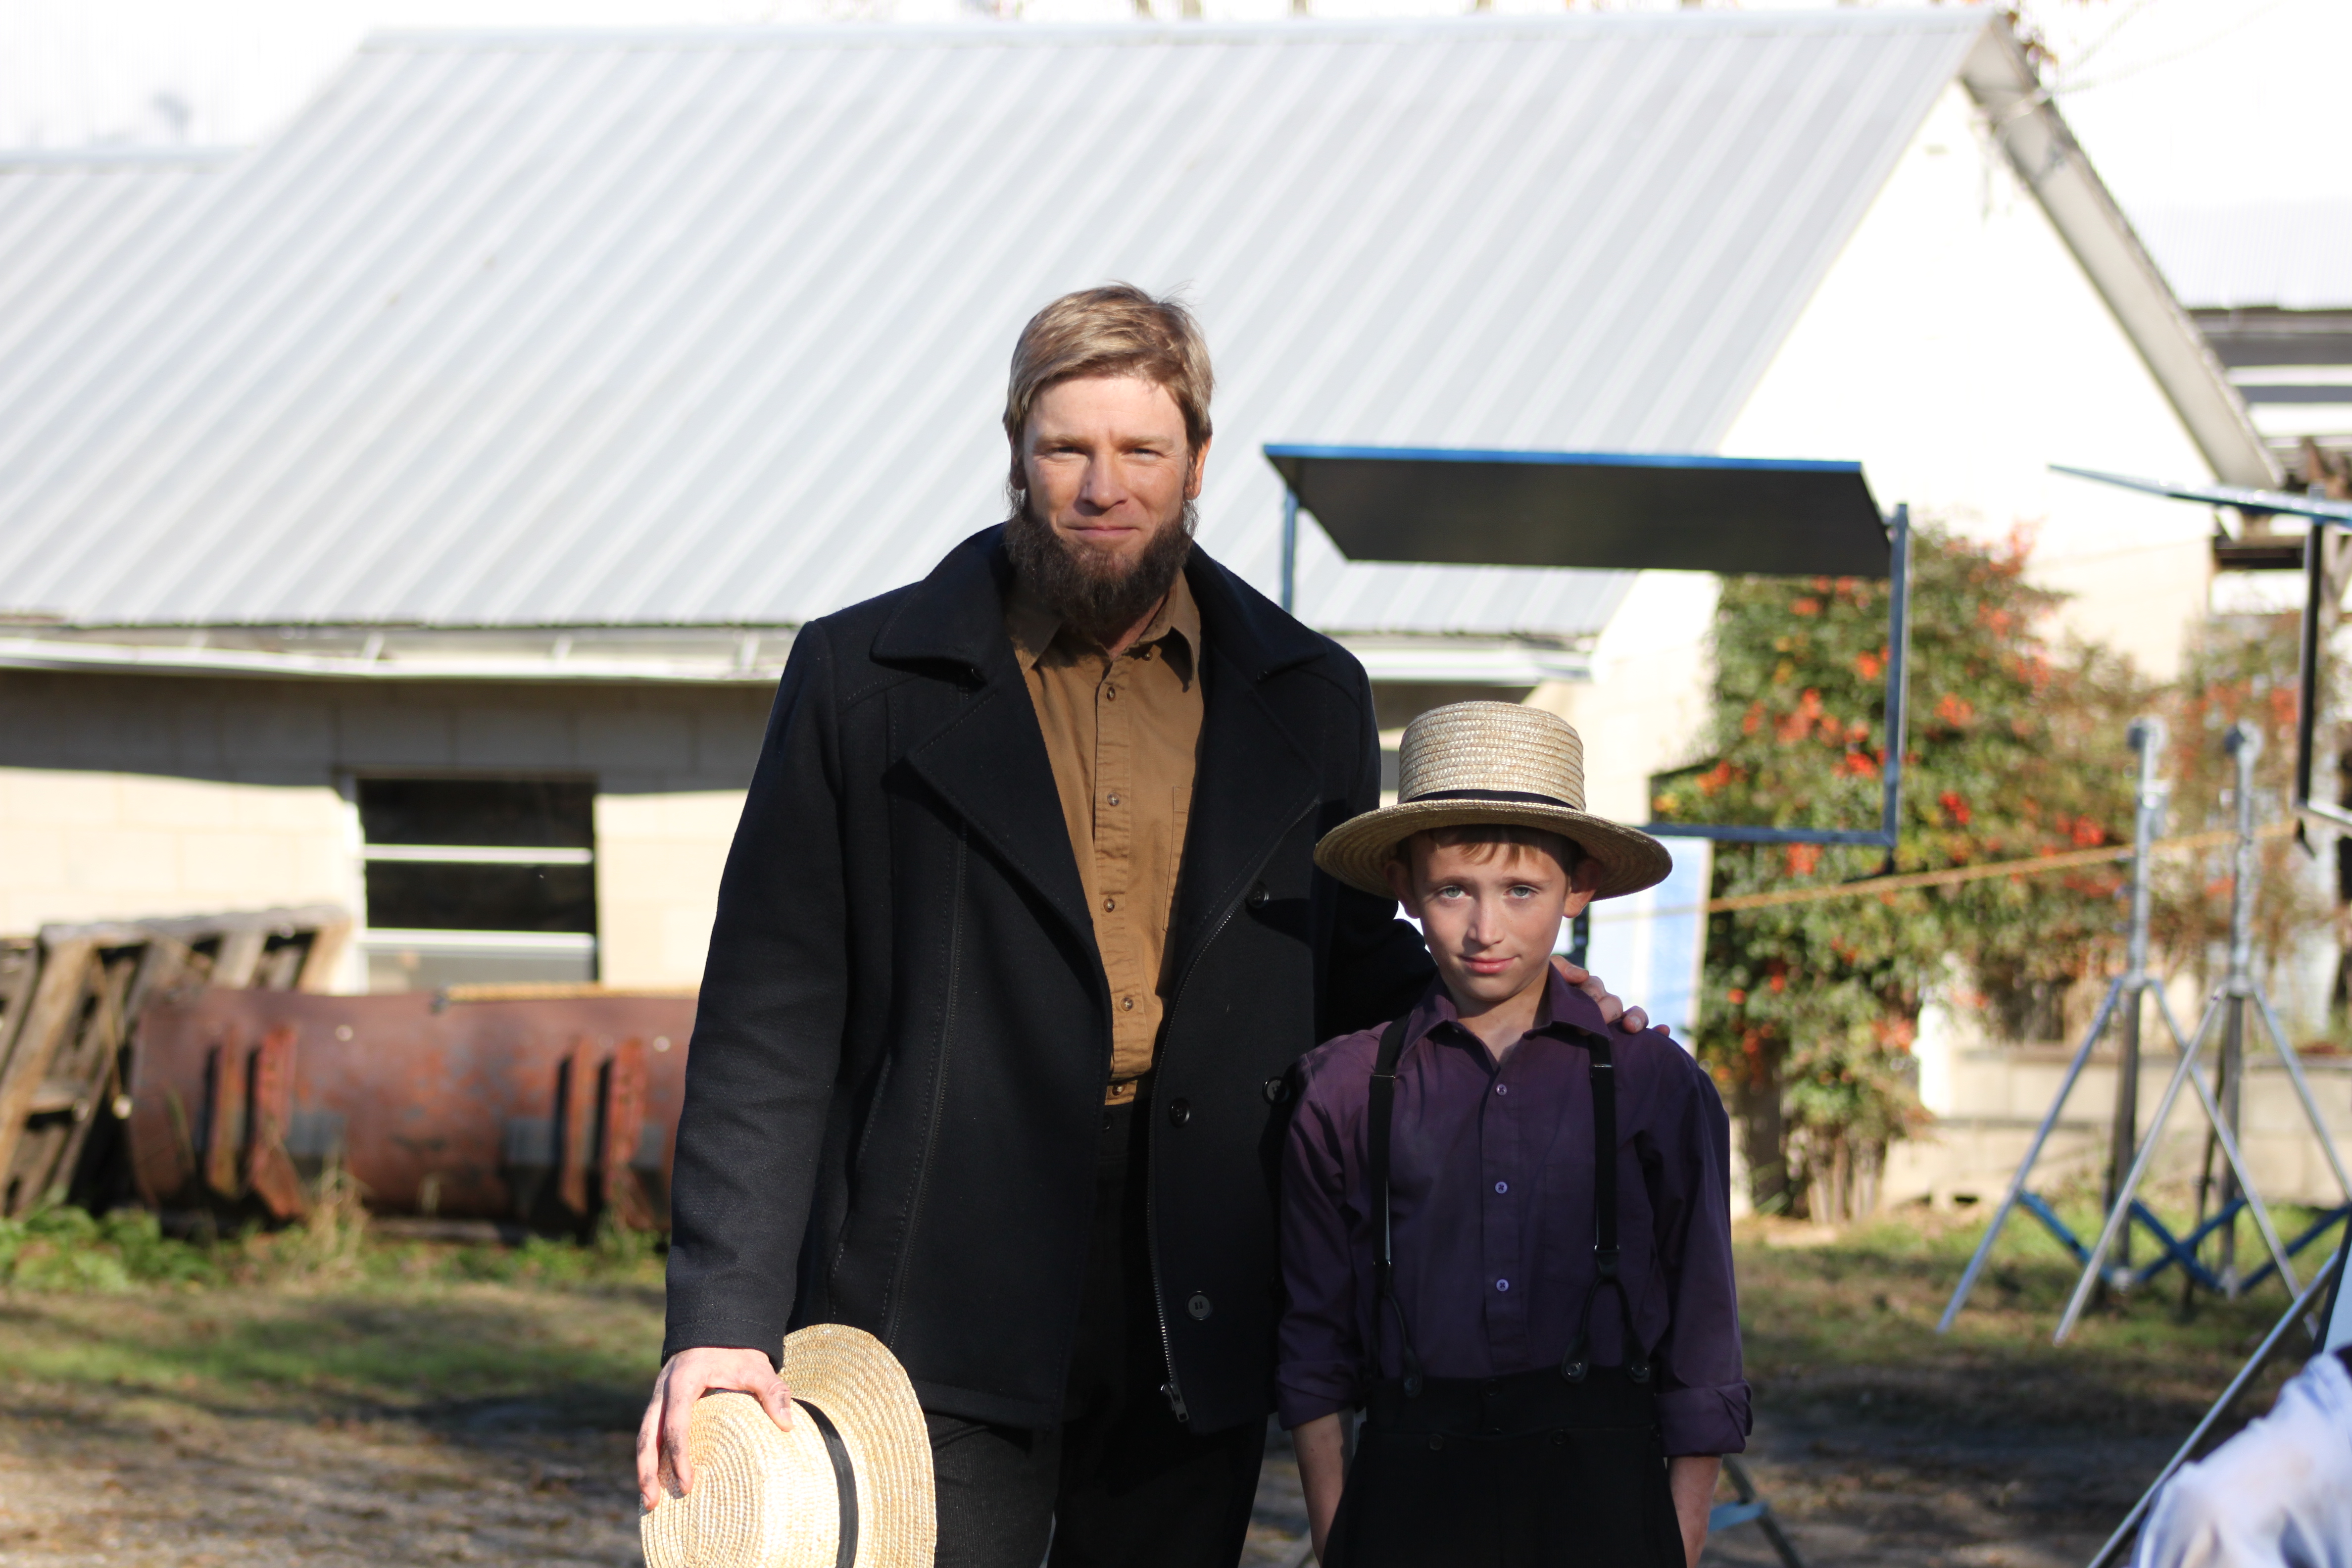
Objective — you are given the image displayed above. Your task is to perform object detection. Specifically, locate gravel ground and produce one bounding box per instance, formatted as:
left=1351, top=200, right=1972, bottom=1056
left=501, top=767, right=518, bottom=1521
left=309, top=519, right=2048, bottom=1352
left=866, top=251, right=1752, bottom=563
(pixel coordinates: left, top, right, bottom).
left=0, top=1383, right=644, bottom=1567
left=0, top=1391, right=2200, bottom=1568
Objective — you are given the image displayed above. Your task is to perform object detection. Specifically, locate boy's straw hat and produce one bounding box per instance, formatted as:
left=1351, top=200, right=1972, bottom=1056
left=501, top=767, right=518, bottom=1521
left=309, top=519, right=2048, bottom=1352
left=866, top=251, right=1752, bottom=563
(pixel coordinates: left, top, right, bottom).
left=1315, top=701, right=1671, bottom=901
left=641, top=1323, right=934, bottom=1568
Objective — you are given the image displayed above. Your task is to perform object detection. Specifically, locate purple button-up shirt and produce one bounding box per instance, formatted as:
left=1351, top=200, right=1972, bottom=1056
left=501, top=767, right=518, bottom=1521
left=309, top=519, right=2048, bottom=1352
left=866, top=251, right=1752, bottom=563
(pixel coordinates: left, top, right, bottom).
left=1276, top=969, right=1751, bottom=1457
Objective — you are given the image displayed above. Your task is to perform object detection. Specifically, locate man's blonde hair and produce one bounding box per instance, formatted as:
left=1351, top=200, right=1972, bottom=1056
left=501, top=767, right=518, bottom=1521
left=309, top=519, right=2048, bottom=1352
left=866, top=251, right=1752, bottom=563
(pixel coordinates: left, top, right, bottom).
left=1003, top=285, right=1215, bottom=463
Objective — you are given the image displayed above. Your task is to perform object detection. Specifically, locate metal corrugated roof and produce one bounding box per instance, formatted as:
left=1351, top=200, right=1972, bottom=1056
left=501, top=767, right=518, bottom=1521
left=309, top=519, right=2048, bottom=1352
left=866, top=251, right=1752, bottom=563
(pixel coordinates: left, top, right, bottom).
left=0, top=150, right=230, bottom=396
left=0, top=12, right=1987, bottom=634
left=2135, top=201, right=2352, bottom=313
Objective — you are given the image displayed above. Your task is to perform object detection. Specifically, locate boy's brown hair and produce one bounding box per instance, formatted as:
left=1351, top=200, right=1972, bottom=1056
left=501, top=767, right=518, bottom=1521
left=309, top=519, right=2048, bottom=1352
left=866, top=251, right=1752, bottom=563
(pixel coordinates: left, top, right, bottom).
left=1390, top=823, right=1584, bottom=882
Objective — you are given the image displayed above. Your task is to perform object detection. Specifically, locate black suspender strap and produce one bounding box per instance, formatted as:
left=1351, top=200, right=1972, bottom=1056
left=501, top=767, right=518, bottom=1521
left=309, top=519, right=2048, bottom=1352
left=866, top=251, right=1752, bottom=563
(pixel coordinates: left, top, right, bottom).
left=1562, top=1032, right=1652, bottom=1384
left=1367, top=1014, right=1425, bottom=1398
left=1370, top=1015, right=1653, bottom=1396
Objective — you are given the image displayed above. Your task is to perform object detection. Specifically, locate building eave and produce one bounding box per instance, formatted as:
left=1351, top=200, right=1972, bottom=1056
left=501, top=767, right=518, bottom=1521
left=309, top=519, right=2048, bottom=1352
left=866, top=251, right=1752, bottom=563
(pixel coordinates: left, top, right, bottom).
left=1958, top=25, right=2281, bottom=489
left=0, top=629, right=790, bottom=685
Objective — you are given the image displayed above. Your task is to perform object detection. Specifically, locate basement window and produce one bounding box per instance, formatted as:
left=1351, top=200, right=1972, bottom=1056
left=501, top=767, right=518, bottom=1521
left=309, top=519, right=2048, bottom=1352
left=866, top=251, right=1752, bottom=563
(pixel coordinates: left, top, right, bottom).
left=355, top=778, right=597, bottom=993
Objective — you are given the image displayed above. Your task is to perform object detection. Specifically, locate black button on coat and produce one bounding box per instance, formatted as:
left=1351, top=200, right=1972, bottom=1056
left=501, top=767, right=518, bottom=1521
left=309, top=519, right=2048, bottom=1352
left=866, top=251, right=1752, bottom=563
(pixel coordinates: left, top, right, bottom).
left=663, top=528, right=1434, bottom=1434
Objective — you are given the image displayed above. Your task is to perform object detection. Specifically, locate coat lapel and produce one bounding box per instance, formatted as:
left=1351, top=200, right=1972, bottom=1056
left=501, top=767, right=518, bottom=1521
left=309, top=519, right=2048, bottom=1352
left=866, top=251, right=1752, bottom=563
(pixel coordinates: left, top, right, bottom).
left=1167, top=552, right=1330, bottom=978
left=874, top=529, right=1098, bottom=959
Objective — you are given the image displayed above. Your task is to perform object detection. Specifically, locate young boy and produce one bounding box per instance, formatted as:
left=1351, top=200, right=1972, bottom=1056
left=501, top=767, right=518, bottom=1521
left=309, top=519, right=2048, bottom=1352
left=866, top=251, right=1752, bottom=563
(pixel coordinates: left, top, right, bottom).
left=1280, top=702, right=1748, bottom=1568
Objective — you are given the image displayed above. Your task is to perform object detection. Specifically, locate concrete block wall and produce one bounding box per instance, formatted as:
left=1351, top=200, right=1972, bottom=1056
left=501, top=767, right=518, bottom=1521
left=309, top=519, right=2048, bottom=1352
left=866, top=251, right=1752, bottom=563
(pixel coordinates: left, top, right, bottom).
left=1884, top=1047, right=2352, bottom=1210
left=0, top=670, right=772, bottom=990
left=0, top=767, right=355, bottom=933
left=594, top=790, right=745, bottom=990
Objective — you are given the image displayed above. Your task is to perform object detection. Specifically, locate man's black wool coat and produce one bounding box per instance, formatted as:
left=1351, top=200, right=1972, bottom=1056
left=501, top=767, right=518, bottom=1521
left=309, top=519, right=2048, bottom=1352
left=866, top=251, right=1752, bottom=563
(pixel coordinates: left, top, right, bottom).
left=663, top=526, right=1433, bottom=1434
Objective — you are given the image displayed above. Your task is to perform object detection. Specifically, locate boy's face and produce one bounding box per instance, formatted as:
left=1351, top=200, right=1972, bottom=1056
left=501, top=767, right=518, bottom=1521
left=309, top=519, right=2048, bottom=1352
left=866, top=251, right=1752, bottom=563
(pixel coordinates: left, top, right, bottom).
left=1386, top=837, right=1599, bottom=1016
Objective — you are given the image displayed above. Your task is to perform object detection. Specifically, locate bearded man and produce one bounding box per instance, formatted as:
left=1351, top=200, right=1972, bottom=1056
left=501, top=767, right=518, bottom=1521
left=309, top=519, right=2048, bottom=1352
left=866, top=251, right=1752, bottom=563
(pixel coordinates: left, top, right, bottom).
left=638, top=285, right=1649, bottom=1568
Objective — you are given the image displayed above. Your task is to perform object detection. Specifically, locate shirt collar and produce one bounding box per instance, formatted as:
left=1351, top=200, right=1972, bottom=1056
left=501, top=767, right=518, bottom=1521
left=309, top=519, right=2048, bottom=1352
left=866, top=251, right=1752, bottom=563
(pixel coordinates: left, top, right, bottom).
left=1403, top=961, right=1612, bottom=1056
left=1005, top=564, right=1202, bottom=685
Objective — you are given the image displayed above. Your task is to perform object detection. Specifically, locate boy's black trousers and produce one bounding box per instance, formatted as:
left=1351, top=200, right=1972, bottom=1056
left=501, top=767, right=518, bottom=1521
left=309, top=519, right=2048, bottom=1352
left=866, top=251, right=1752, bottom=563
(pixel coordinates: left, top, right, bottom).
left=926, top=1097, right=1266, bottom=1568
left=1326, top=1368, right=1683, bottom=1568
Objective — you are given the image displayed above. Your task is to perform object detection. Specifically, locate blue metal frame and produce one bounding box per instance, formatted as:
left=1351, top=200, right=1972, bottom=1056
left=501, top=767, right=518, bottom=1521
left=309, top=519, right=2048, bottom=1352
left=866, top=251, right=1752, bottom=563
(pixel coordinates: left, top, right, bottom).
left=2014, top=1192, right=2350, bottom=1297
left=1271, top=446, right=1912, bottom=850
left=1269, top=441, right=1871, bottom=478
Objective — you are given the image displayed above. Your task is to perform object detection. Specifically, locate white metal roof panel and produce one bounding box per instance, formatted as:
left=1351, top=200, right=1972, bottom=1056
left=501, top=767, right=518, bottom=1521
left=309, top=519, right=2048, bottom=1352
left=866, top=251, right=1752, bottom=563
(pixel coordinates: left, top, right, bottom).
left=2136, top=201, right=2352, bottom=313
left=0, top=150, right=229, bottom=392
left=0, top=12, right=1986, bottom=634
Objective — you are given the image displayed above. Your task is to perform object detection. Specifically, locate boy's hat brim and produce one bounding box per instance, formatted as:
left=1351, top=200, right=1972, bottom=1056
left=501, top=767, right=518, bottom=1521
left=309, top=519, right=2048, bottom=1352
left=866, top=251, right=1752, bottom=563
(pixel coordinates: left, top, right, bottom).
left=1315, top=798, right=1672, bottom=901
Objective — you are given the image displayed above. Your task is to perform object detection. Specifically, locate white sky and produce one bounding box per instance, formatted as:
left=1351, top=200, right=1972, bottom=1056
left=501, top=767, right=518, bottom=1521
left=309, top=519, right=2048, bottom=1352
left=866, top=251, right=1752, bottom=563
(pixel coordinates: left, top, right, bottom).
left=1, top=0, right=2345, bottom=217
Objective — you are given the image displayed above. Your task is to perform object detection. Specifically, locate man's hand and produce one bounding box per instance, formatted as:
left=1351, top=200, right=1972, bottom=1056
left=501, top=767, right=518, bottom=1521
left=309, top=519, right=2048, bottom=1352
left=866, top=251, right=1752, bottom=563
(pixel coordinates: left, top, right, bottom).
left=1553, top=957, right=1651, bottom=1034
left=637, top=1347, right=794, bottom=1511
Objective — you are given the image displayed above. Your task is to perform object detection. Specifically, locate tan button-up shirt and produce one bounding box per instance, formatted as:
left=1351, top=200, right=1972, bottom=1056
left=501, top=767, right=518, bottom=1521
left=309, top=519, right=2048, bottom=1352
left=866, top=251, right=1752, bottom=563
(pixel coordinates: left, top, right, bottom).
left=1006, top=572, right=1204, bottom=1105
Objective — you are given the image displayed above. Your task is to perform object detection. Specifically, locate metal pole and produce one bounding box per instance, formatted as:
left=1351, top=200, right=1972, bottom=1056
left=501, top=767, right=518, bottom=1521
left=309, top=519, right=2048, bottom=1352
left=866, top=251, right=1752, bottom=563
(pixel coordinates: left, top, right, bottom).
left=2217, top=723, right=2261, bottom=1291
left=2083, top=1242, right=2345, bottom=1568
left=2251, top=985, right=2352, bottom=1201
left=1941, top=715, right=2164, bottom=1333
left=2055, top=995, right=2221, bottom=1343
left=2294, top=519, right=2329, bottom=817
left=2059, top=839, right=2309, bottom=1345
left=1279, top=489, right=1299, bottom=616
left=2107, top=718, right=2166, bottom=1277
left=2177, top=1053, right=2300, bottom=1297
left=1877, top=504, right=1912, bottom=858
left=1936, top=976, right=2128, bottom=1333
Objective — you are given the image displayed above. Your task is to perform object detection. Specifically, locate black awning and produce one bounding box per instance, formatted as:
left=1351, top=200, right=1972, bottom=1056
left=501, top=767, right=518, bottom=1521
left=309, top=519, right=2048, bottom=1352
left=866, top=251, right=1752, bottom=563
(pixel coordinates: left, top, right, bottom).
left=1265, top=445, right=1889, bottom=578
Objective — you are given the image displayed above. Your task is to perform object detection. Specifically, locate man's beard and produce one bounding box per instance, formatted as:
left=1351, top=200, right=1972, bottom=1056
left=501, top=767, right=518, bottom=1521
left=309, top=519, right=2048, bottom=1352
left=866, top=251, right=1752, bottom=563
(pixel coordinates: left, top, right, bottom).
left=1004, top=497, right=1197, bottom=649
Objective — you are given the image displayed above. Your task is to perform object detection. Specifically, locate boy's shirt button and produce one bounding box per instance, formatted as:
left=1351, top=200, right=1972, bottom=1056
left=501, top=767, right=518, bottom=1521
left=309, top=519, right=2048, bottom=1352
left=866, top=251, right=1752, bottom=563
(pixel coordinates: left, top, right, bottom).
left=1495, top=1278, right=1511, bottom=1292
left=1495, top=1083, right=1509, bottom=1096
left=1494, top=1181, right=1508, bottom=1194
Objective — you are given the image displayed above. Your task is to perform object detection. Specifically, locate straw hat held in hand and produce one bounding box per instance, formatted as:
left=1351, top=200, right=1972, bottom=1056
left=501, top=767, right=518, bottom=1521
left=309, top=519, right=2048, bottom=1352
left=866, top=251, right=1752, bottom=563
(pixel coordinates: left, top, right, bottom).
left=641, top=1324, right=935, bottom=1568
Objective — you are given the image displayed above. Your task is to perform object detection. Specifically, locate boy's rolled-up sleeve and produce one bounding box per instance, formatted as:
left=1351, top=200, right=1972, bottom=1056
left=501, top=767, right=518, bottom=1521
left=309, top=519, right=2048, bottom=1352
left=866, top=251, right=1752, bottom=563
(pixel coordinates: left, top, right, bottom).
left=1645, top=1047, right=1753, bottom=1456
left=1276, top=1053, right=1368, bottom=1430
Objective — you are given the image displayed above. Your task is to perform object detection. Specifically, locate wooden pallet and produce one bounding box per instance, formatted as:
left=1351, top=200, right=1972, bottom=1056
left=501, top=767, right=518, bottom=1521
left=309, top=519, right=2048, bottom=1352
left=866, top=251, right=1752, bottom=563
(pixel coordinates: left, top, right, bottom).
left=0, top=906, right=350, bottom=1217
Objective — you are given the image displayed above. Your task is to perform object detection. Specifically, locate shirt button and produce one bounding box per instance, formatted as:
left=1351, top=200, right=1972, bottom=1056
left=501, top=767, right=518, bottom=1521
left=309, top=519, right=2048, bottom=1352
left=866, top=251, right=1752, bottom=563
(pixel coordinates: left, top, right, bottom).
left=1495, top=1083, right=1510, bottom=1096
left=1495, top=1181, right=1509, bottom=1194
left=1107, top=793, right=1121, bottom=807
left=1104, top=686, right=1119, bottom=701
left=1122, top=996, right=1136, bottom=1011
left=1103, top=897, right=1117, bottom=912
left=1495, top=1278, right=1511, bottom=1292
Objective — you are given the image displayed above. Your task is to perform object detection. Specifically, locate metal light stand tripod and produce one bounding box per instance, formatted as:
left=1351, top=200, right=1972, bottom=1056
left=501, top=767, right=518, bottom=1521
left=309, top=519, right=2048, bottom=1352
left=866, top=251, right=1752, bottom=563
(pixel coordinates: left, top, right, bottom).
left=2081, top=1226, right=2348, bottom=1568
left=1938, top=717, right=2170, bottom=1333
left=2052, top=722, right=2352, bottom=1343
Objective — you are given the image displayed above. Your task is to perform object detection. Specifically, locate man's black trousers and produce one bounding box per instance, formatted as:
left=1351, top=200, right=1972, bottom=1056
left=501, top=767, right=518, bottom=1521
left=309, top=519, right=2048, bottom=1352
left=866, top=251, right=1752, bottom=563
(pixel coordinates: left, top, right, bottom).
left=927, top=1097, right=1267, bottom=1568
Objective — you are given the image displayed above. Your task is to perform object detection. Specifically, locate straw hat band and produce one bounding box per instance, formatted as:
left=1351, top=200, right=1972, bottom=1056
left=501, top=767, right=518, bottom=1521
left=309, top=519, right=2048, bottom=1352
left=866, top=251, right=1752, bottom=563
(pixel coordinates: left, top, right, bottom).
left=800, top=1402, right=859, bottom=1568
left=1409, top=787, right=1575, bottom=809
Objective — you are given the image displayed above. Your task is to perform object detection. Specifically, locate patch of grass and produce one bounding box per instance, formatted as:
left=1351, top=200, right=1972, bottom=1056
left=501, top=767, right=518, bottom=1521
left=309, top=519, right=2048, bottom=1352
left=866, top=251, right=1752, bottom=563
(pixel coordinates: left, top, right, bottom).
left=1735, top=1200, right=2345, bottom=1437
left=0, top=1206, right=225, bottom=1290
left=0, top=1285, right=657, bottom=1416
left=0, top=1204, right=666, bottom=1295
left=0, top=1206, right=669, bottom=1426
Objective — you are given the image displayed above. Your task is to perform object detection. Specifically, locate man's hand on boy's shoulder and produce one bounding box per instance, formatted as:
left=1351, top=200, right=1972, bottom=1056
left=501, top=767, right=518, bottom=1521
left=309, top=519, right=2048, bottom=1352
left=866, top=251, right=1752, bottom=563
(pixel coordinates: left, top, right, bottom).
left=1552, top=957, right=1653, bottom=1034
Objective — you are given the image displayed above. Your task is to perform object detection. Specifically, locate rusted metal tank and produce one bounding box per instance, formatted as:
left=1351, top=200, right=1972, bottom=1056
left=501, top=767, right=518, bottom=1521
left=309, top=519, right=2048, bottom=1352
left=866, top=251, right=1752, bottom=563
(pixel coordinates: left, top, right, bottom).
left=126, top=987, right=695, bottom=1229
